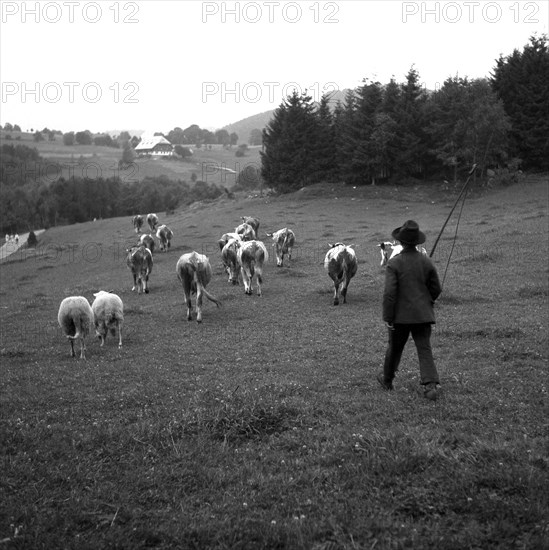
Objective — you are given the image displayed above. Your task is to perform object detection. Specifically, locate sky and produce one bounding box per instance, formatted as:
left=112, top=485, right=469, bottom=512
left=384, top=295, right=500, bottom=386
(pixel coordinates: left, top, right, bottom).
left=1, top=0, right=547, bottom=136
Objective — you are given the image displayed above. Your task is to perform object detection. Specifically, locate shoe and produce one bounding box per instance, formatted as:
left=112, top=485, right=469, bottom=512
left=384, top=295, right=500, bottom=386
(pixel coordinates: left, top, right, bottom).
left=423, top=383, right=439, bottom=401
left=377, top=372, right=393, bottom=391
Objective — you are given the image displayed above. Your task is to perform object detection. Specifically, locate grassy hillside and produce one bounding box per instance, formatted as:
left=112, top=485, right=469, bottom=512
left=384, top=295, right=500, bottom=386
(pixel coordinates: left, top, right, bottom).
left=1, top=176, right=548, bottom=548
left=0, top=131, right=261, bottom=187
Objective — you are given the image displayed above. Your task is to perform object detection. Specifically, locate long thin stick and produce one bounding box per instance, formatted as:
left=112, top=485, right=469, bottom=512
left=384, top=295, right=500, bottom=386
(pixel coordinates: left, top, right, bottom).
left=430, top=164, right=476, bottom=258
left=441, top=184, right=469, bottom=288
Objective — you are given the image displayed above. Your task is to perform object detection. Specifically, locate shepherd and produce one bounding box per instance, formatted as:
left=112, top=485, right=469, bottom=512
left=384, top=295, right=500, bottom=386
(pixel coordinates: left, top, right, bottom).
left=377, top=220, right=442, bottom=401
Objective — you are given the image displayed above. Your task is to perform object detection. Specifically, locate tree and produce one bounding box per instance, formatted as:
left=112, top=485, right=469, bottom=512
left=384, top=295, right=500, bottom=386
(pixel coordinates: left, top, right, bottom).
left=230, top=132, right=238, bottom=147
left=120, top=142, right=135, bottom=167
left=174, top=145, right=193, bottom=158
left=33, top=131, right=44, bottom=142
left=75, top=130, right=92, bottom=145
left=63, top=132, right=75, bottom=146
left=13, top=124, right=21, bottom=132
left=491, top=34, right=549, bottom=170
left=4, top=123, right=13, bottom=131
left=261, top=90, right=320, bottom=191
left=426, top=77, right=510, bottom=182
left=215, top=129, right=230, bottom=147
left=312, top=93, right=337, bottom=182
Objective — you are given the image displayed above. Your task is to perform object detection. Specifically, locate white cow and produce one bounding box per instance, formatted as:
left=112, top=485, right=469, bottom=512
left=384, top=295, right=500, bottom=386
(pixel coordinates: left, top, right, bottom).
left=237, top=240, right=268, bottom=296
left=378, top=241, right=428, bottom=267
left=176, top=252, right=221, bottom=323
left=266, top=228, right=295, bottom=267
left=324, top=243, right=358, bottom=306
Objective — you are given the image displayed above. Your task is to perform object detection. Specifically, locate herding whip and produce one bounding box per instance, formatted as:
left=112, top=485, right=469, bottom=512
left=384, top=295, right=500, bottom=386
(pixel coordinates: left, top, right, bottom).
left=429, top=164, right=477, bottom=259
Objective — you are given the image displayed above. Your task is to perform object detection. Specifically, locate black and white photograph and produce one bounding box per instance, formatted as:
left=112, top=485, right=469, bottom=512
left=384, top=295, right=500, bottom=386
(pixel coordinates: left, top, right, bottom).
left=1, top=1, right=548, bottom=547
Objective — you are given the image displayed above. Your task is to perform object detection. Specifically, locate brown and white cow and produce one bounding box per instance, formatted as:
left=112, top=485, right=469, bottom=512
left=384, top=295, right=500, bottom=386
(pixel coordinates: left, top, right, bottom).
left=237, top=240, right=268, bottom=296
left=218, top=231, right=242, bottom=252
left=146, top=213, right=159, bottom=233
left=378, top=241, right=428, bottom=267
left=126, top=244, right=153, bottom=294
left=221, top=238, right=241, bottom=285
left=156, top=224, right=173, bottom=252
left=235, top=222, right=257, bottom=241
left=132, top=214, right=144, bottom=234
left=139, top=233, right=155, bottom=254
left=176, top=252, right=221, bottom=323
left=266, top=228, right=295, bottom=267
left=241, top=216, right=260, bottom=235
left=324, top=243, right=358, bottom=306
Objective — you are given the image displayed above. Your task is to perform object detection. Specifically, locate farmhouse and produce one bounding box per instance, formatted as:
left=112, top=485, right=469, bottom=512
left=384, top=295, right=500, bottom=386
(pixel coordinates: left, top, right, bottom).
left=134, top=136, right=174, bottom=157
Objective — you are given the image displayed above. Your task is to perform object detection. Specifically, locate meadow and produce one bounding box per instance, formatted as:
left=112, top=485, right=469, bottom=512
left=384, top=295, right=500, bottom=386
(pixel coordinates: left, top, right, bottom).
left=0, top=131, right=262, bottom=187
left=0, top=175, right=548, bottom=549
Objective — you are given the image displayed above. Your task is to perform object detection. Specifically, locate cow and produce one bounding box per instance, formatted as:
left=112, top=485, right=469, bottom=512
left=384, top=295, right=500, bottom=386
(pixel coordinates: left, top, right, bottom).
left=176, top=252, right=221, bottom=323
left=132, top=214, right=144, bottom=234
left=324, top=243, right=358, bottom=306
left=241, top=216, right=260, bottom=235
left=156, top=224, right=173, bottom=252
left=218, top=231, right=241, bottom=252
left=266, top=228, right=295, bottom=267
left=139, top=233, right=155, bottom=254
left=221, top=237, right=241, bottom=285
left=235, top=222, right=257, bottom=241
left=126, top=244, right=153, bottom=294
left=146, top=213, right=159, bottom=233
left=378, top=241, right=428, bottom=267
left=237, top=240, right=268, bottom=296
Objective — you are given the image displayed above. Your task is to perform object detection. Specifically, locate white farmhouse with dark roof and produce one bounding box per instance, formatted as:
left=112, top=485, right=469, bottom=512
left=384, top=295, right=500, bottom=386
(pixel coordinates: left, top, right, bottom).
left=134, top=136, right=174, bottom=157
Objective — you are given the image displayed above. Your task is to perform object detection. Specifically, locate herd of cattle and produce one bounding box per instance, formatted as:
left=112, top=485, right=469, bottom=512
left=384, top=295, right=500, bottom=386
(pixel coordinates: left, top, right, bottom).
left=57, top=212, right=426, bottom=358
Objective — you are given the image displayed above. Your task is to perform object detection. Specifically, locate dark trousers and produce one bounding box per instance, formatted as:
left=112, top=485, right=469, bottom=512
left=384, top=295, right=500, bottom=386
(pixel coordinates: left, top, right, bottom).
left=383, top=323, right=439, bottom=385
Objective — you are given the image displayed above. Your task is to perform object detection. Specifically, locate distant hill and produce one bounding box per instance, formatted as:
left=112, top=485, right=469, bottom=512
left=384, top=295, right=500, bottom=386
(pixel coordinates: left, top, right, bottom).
left=222, top=110, right=275, bottom=146
left=222, top=89, right=351, bottom=145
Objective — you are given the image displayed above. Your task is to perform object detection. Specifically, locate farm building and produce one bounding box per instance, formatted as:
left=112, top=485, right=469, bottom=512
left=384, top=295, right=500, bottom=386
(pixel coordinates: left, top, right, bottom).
left=134, top=136, right=174, bottom=157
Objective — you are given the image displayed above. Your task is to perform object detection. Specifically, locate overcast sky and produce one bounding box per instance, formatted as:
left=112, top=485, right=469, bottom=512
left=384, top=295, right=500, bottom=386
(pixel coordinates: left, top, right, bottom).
left=1, top=0, right=547, bottom=136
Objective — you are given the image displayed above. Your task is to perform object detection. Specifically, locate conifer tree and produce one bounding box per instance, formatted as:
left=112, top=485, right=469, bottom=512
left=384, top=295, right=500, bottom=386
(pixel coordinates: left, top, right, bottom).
left=261, top=90, right=318, bottom=191
left=491, top=34, right=549, bottom=170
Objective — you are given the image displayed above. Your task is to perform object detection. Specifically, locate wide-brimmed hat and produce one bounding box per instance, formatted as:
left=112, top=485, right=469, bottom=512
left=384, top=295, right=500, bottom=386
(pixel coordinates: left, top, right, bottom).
left=391, top=220, right=426, bottom=245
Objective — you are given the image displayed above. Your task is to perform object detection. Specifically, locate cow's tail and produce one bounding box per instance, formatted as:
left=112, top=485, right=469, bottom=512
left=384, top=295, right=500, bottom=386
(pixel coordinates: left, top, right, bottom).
left=195, top=261, right=222, bottom=308
left=202, top=288, right=222, bottom=308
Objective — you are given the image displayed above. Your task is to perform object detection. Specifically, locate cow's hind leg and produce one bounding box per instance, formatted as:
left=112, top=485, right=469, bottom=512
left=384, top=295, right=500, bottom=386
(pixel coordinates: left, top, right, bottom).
left=256, top=270, right=263, bottom=296
left=241, top=267, right=252, bottom=295
left=196, top=285, right=204, bottom=323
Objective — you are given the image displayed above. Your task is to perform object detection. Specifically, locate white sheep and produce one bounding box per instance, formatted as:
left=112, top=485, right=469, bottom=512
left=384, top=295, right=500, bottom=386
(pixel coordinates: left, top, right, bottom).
left=91, top=291, right=124, bottom=348
left=57, top=296, right=94, bottom=359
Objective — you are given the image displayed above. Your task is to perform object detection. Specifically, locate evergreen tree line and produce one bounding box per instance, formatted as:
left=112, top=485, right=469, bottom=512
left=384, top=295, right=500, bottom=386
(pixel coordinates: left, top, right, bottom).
left=261, top=36, right=548, bottom=191
left=0, top=145, right=224, bottom=234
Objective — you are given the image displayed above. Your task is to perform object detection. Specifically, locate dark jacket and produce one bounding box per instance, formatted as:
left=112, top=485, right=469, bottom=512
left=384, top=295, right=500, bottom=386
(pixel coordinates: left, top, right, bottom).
left=382, top=248, right=441, bottom=324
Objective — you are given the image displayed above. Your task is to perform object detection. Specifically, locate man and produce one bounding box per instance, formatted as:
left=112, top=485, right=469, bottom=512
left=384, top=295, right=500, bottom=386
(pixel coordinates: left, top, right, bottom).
left=378, top=220, right=442, bottom=400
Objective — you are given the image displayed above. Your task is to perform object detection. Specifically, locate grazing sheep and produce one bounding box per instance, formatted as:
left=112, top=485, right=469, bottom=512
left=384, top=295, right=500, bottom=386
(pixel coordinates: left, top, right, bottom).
left=92, top=291, right=124, bottom=348
left=57, top=296, right=94, bottom=359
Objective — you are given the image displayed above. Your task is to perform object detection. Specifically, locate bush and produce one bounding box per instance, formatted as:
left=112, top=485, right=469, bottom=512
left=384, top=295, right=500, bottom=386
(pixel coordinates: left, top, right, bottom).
left=27, top=231, right=38, bottom=248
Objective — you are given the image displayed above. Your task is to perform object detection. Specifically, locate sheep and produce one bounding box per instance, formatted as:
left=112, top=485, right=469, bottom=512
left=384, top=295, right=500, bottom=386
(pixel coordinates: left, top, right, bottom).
left=91, top=291, right=124, bottom=348
left=57, top=296, right=94, bottom=359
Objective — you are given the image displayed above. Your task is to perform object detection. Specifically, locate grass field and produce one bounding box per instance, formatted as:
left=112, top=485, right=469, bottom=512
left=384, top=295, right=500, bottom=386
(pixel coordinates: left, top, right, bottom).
left=1, top=176, right=548, bottom=548
left=0, top=131, right=262, bottom=187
